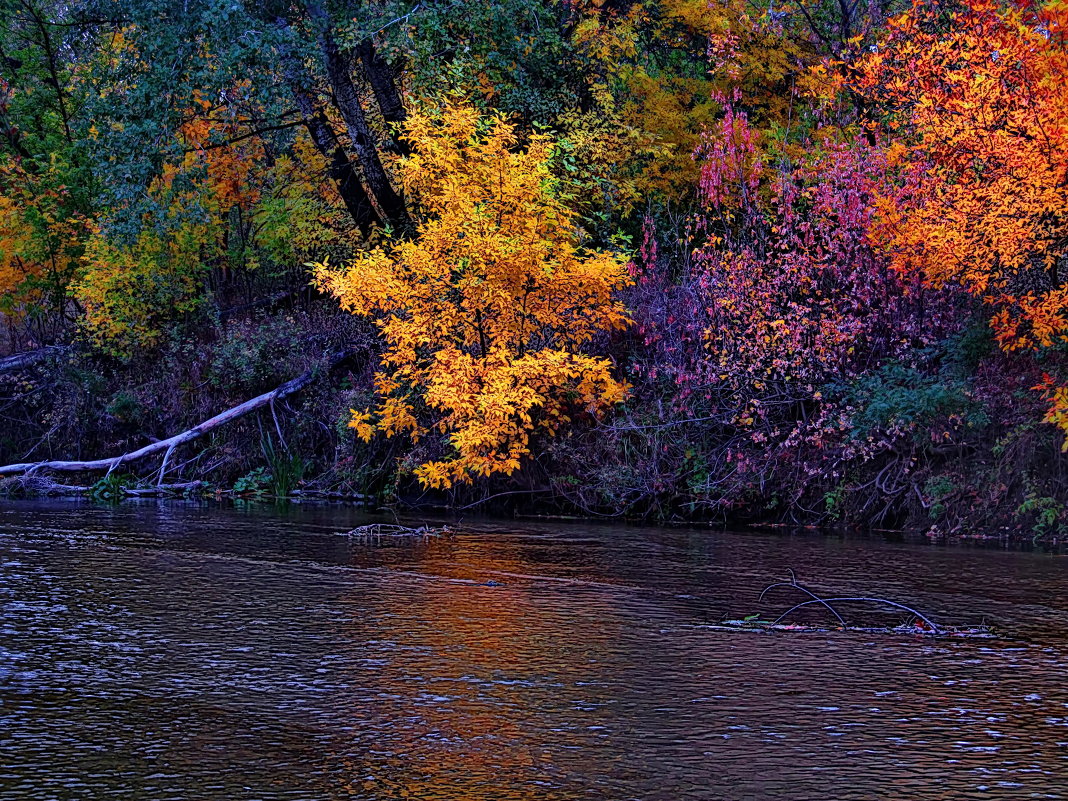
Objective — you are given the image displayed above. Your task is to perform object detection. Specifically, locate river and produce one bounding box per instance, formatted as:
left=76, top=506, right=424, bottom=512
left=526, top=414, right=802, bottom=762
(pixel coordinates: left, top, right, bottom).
left=1, top=501, right=1067, bottom=799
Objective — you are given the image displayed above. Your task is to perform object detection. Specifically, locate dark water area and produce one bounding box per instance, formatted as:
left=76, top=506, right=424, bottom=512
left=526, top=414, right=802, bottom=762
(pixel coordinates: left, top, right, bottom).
left=2, top=501, right=1067, bottom=800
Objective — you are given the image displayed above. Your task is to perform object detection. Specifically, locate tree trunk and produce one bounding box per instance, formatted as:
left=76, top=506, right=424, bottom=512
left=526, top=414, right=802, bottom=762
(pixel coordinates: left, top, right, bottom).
left=307, top=2, right=409, bottom=230
left=356, top=37, right=409, bottom=155
left=276, top=18, right=380, bottom=235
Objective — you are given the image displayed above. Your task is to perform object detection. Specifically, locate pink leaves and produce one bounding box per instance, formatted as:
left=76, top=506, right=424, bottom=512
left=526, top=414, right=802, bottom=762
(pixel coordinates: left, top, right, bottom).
left=696, top=91, right=763, bottom=213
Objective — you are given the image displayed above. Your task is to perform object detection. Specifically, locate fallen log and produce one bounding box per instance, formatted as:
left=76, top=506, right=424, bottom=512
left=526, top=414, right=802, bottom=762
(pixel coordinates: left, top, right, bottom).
left=0, top=475, right=205, bottom=497
left=0, top=346, right=67, bottom=373
left=0, top=349, right=358, bottom=480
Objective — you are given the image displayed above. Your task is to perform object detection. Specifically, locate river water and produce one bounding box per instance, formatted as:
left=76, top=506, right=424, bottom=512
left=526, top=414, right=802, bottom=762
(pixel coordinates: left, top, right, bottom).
left=1, top=501, right=1067, bottom=799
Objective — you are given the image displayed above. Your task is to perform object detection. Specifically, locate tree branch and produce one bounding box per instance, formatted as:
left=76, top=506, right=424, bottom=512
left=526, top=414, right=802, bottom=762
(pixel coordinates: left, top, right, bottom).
left=0, top=349, right=359, bottom=476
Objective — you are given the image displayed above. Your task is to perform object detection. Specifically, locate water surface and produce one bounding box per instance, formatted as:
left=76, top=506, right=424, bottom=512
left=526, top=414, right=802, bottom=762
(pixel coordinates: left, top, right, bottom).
left=2, top=501, right=1067, bottom=799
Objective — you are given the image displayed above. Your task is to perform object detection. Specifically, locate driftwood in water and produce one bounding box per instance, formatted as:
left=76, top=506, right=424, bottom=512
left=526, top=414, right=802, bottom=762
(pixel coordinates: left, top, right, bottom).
left=702, top=619, right=995, bottom=638
left=750, top=570, right=991, bottom=637
left=340, top=523, right=452, bottom=541
left=0, top=349, right=358, bottom=481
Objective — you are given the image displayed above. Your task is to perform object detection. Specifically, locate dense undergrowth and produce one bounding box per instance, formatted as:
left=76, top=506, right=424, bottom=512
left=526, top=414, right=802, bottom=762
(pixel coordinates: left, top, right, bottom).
left=4, top=298, right=1064, bottom=538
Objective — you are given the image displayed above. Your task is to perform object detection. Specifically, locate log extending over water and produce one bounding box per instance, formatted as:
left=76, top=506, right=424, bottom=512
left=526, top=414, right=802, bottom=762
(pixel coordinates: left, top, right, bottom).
left=0, top=349, right=357, bottom=478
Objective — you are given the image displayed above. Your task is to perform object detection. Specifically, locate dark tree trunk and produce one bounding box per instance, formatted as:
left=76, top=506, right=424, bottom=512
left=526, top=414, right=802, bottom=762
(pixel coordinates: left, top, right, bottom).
left=309, top=109, right=382, bottom=235
left=356, top=37, right=409, bottom=155
left=276, top=17, right=380, bottom=235
left=307, top=2, right=409, bottom=230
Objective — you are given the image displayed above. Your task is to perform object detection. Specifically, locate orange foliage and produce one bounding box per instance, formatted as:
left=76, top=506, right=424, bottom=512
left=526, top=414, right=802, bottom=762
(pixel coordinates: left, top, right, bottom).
left=1038, top=373, right=1068, bottom=448
left=849, top=0, right=1068, bottom=437
left=0, top=155, right=88, bottom=314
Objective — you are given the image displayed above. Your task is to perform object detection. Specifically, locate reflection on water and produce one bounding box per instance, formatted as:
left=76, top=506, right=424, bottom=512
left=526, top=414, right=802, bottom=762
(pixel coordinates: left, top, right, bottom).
left=1, top=501, right=1067, bottom=799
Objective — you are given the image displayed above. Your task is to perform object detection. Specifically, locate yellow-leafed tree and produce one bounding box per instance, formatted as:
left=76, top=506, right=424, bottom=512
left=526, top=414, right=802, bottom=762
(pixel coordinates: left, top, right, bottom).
left=316, top=102, right=632, bottom=488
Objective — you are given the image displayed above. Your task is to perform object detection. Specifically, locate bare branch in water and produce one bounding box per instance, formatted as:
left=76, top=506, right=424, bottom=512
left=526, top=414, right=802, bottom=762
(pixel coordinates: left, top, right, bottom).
left=759, top=576, right=848, bottom=627
left=340, top=523, right=451, bottom=541
left=774, top=597, right=941, bottom=633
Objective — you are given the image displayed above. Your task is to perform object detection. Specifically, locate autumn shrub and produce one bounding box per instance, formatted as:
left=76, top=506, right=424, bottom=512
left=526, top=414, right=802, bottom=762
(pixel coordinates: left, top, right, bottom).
left=316, top=101, right=632, bottom=489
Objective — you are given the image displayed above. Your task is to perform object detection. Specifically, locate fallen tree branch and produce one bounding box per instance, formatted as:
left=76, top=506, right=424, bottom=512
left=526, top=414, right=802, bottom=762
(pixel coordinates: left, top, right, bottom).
left=0, top=346, right=67, bottom=373
left=774, top=597, right=942, bottom=633
left=0, top=475, right=205, bottom=497
left=0, top=349, right=359, bottom=477
left=757, top=570, right=946, bottom=634
left=759, top=570, right=847, bottom=627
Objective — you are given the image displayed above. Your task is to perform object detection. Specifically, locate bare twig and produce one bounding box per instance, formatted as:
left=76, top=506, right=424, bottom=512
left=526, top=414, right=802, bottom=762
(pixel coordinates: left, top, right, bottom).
left=759, top=571, right=848, bottom=626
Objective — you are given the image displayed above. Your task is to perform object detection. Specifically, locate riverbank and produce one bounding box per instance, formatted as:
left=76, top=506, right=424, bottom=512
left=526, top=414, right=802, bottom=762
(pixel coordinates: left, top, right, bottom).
left=1, top=314, right=1065, bottom=540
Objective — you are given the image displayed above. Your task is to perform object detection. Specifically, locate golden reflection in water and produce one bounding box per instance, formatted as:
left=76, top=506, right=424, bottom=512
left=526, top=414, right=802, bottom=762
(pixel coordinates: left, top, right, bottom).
left=329, top=541, right=621, bottom=799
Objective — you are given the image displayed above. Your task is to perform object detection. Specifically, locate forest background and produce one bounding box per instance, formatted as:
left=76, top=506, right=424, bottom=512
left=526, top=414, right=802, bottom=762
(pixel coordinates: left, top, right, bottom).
left=0, top=0, right=1065, bottom=536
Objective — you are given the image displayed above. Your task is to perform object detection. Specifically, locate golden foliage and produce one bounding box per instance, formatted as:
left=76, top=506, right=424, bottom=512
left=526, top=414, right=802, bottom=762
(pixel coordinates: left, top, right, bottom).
left=1038, top=374, right=1068, bottom=451
left=316, top=102, right=631, bottom=487
left=0, top=192, right=34, bottom=297
left=75, top=222, right=209, bottom=352
left=0, top=155, right=88, bottom=314
left=75, top=90, right=347, bottom=354
left=569, top=0, right=805, bottom=197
